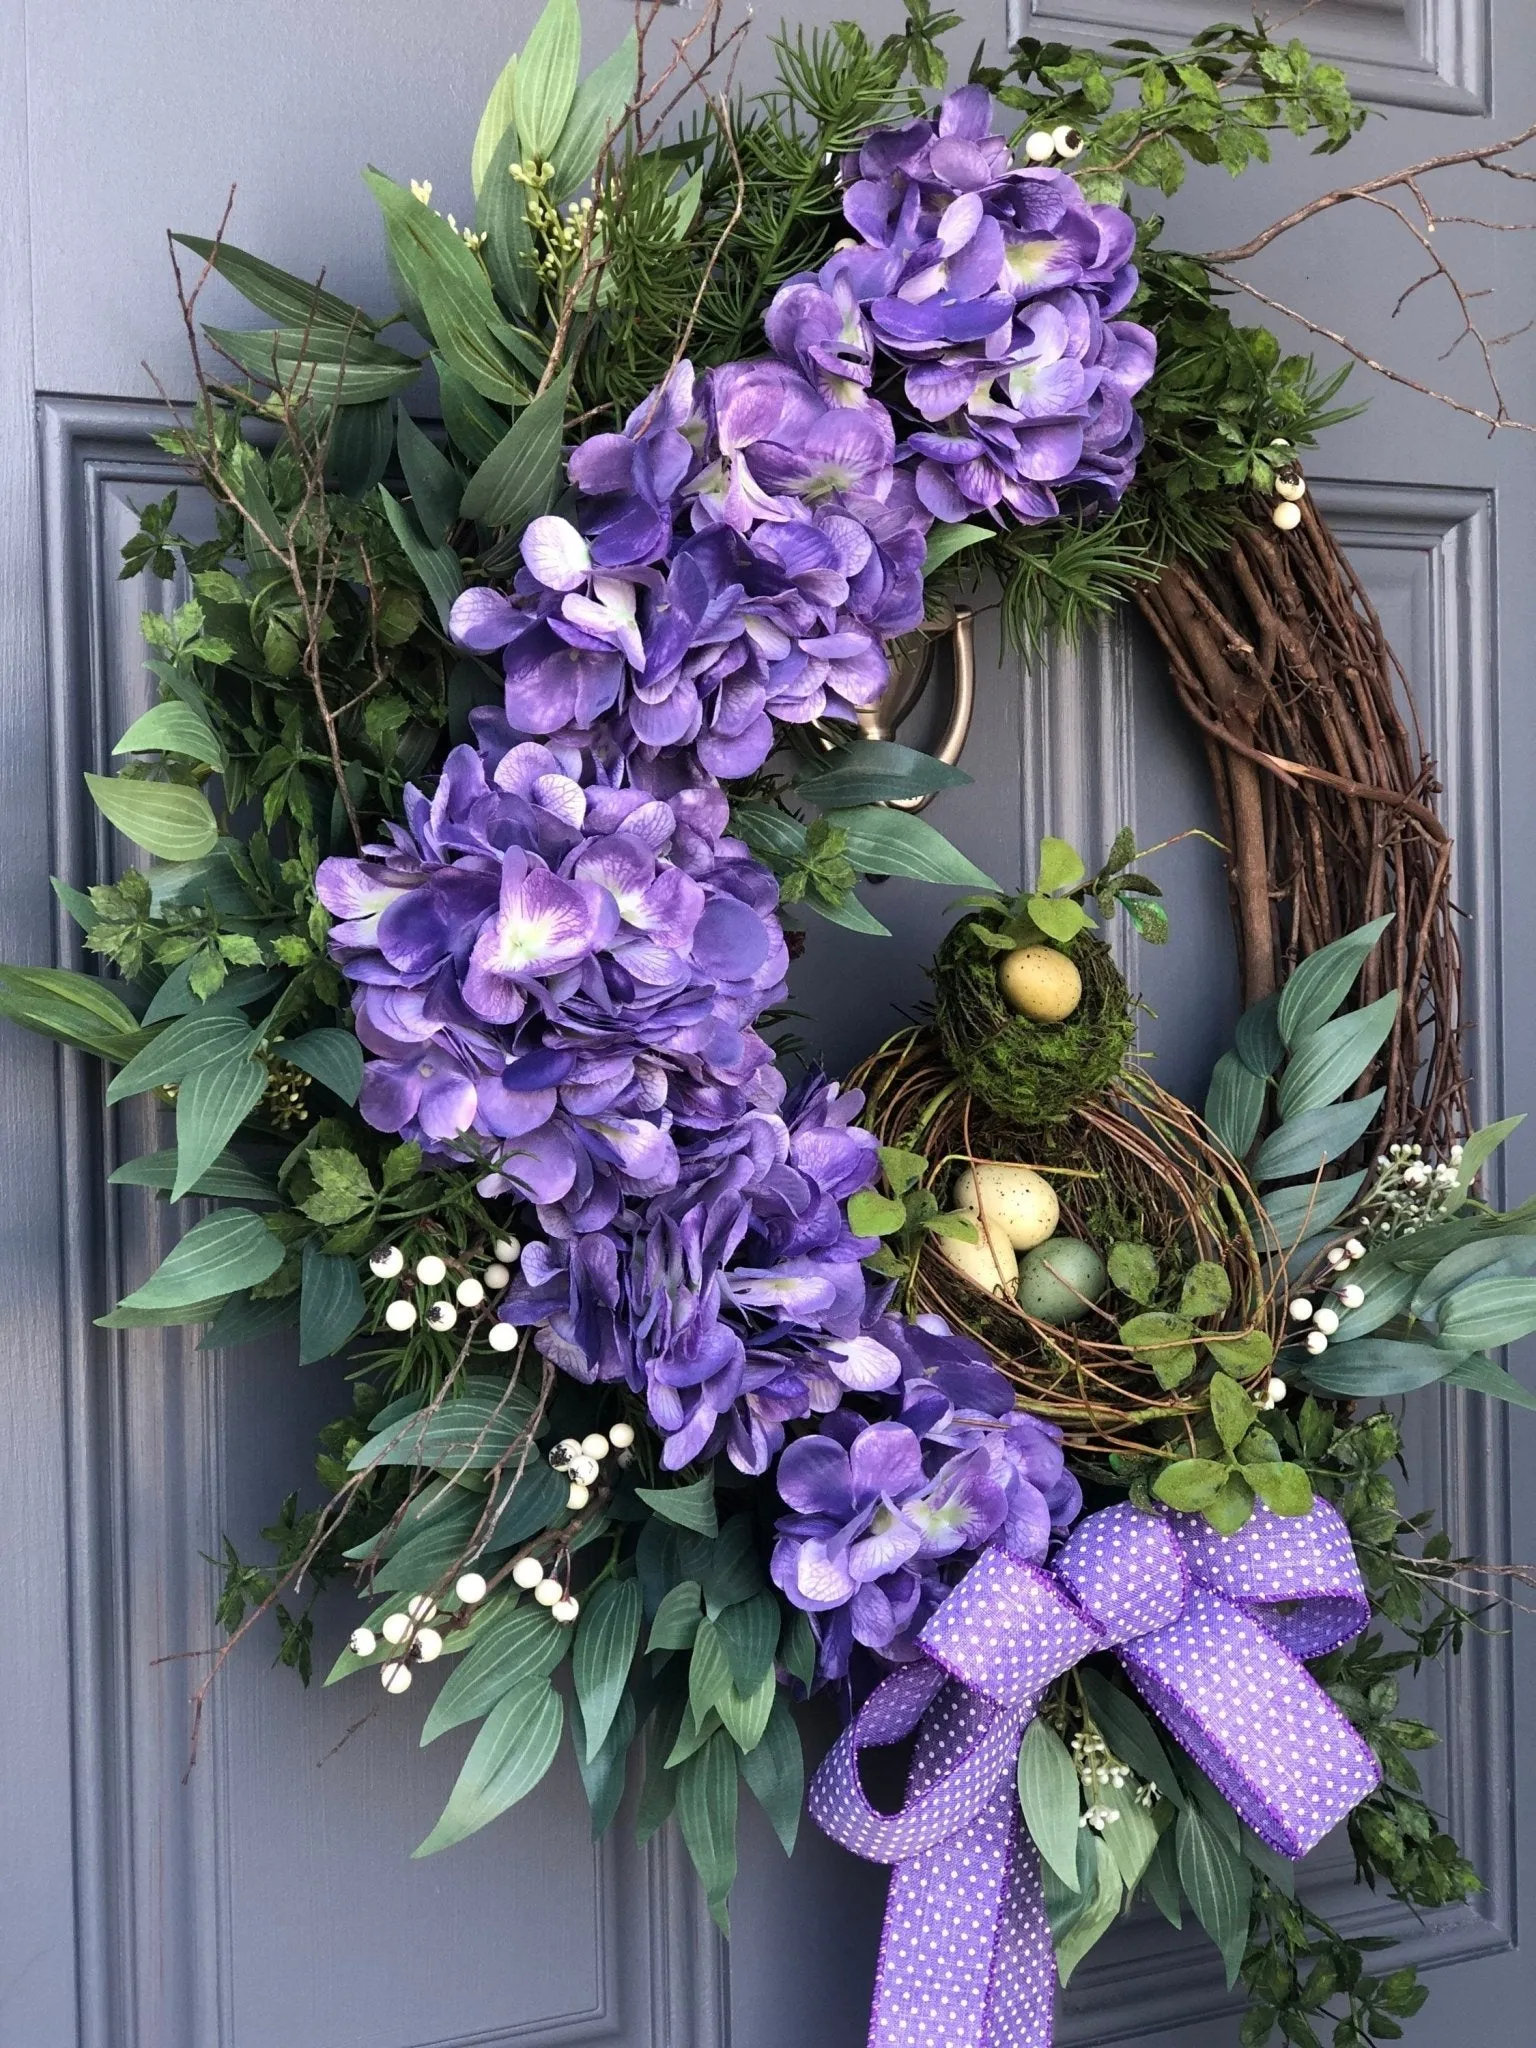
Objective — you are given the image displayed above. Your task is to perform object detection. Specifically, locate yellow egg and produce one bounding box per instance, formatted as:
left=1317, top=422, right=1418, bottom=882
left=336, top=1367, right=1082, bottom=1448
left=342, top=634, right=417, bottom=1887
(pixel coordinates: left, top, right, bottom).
left=938, top=1218, right=1018, bottom=1298
left=998, top=945, right=1083, bottom=1023
left=954, top=1163, right=1060, bottom=1253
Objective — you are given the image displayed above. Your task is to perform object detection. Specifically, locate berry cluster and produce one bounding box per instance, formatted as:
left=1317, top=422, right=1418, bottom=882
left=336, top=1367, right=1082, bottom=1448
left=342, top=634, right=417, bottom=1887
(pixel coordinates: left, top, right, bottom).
left=368, top=1235, right=525, bottom=1348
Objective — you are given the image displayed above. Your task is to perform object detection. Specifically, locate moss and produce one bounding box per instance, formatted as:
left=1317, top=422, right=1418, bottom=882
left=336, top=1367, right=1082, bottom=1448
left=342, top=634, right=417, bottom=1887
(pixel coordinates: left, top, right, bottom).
left=933, top=915, right=1135, bottom=1126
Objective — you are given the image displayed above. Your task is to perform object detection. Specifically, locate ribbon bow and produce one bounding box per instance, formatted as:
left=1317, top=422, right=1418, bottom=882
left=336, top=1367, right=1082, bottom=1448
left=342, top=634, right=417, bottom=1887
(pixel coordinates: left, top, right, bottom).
left=809, top=1499, right=1379, bottom=2048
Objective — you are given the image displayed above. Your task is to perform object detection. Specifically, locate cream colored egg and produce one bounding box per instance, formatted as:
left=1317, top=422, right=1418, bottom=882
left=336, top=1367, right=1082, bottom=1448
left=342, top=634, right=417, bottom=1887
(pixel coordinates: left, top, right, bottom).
left=954, top=1163, right=1060, bottom=1253
left=998, top=945, right=1083, bottom=1023
left=938, top=1217, right=1018, bottom=1298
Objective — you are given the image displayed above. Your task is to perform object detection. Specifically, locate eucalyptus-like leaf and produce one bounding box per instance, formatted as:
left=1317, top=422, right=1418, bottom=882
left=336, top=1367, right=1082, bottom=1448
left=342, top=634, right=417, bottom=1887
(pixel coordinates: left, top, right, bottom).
left=1035, top=835, right=1086, bottom=895
left=172, top=1048, right=269, bottom=1199
left=1204, top=1051, right=1265, bottom=1159
left=113, top=1207, right=283, bottom=1313
left=829, top=807, right=997, bottom=889
left=1016, top=1716, right=1082, bottom=1889
left=1254, top=1089, right=1385, bottom=1185
left=414, top=1679, right=564, bottom=1855
left=512, top=0, right=581, bottom=161
left=793, top=740, right=969, bottom=811
left=298, top=1238, right=366, bottom=1366
left=574, top=1577, right=643, bottom=1762
left=1276, top=991, right=1399, bottom=1121
left=1275, top=914, right=1393, bottom=1050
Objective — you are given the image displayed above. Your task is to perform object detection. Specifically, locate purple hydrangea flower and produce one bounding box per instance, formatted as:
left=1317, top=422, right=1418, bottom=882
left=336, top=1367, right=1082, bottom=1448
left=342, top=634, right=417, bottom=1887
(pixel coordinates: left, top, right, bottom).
left=765, top=84, right=1155, bottom=526
left=316, top=739, right=788, bottom=1232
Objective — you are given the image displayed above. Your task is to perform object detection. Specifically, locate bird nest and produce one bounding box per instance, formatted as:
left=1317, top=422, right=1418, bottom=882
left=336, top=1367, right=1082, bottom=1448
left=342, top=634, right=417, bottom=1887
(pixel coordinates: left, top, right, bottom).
left=852, top=1026, right=1285, bottom=1462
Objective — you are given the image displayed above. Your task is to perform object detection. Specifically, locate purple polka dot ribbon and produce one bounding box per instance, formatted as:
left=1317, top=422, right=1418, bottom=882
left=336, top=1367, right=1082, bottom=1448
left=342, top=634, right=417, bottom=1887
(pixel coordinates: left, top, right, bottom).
left=808, top=1500, right=1380, bottom=2048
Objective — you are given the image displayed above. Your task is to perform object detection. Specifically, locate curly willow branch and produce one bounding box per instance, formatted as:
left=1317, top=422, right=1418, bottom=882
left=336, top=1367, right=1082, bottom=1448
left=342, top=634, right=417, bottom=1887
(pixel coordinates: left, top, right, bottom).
left=1137, top=496, right=1470, bottom=1153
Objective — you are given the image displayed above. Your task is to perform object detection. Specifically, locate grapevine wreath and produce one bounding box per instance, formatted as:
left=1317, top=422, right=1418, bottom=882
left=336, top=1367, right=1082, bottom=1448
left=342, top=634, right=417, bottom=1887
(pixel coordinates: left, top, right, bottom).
left=11, top=7, right=1536, bottom=2044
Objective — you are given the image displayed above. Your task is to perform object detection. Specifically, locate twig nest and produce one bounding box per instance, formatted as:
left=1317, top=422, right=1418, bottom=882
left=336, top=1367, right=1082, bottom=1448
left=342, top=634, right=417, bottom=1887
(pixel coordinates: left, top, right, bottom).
left=1015, top=1237, right=1107, bottom=1324
left=954, top=1163, right=1059, bottom=1251
left=1271, top=500, right=1303, bottom=531
left=999, top=944, right=1083, bottom=1023
left=938, top=1217, right=1018, bottom=1298
left=935, top=916, right=1135, bottom=1127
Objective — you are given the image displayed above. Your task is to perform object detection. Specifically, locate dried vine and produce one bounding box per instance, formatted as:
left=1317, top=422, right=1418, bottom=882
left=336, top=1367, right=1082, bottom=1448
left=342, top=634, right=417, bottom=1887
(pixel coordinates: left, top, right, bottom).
left=1137, top=496, right=1469, bottom=1152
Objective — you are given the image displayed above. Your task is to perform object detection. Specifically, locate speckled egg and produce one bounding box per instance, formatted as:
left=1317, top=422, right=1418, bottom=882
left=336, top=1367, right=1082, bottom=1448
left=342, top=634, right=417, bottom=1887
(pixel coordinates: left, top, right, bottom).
left=1015, top=1237, right=1107, bottom=1325
left=998, top=945, right=1083, bottom=1023
left=938, top=1217, right=1018, bottom=1298
left=954, top=1162, right=1060, bottom=1252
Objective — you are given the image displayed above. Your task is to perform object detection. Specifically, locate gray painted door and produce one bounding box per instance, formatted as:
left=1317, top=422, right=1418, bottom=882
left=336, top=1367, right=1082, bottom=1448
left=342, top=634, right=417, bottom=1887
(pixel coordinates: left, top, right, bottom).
left=1, top=4, right=1531, bottom=2045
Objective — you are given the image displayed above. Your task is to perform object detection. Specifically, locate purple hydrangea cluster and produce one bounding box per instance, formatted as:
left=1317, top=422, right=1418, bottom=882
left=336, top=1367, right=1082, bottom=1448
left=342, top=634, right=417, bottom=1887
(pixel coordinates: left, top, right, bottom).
left=447, top=358, right=930, bottom=787
left=500, top=1073, right=889, bottom=1472
left=767, top=84, right=1155, bottom=525
left=770, top=1314, right=1082, bottom=1679
left=315, top=734, right=787, bottom=1233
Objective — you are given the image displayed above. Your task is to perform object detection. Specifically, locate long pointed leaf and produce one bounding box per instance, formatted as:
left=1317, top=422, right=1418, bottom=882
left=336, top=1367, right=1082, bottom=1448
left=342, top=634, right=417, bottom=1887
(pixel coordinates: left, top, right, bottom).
left=414, top=1679, right=564, bottom=1855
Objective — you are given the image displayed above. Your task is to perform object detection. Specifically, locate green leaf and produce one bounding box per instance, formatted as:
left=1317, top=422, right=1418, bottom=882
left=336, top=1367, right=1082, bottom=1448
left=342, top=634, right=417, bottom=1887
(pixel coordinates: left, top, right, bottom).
left=326, top=395, right=394, bottom=496
left=1254, top=1089, right=1385, bottom=1184
left=576, top=1686, right=635, bottom=1838
left=110, top=1146, right=278, bottom=1203
left=0, top=964, right=145, bottom=1060
left=1180, top=1262, right=1233, bottom=1319
left=1119, top=1311, right=1197, bottom=1387
left=379, top=487, right=462, bottom=631
left=298, top=1239, right=365, bottom=1365
left=353, top=1383, right=538, bottom=1471
left=687, top=1616, right=734, bottom=1727
left=172, top=1049, right=269, bottom=1198
left=472, top=50, right=520, bottom=196
left=552, top=32, right=637, bottom=198
left=1098, top=1777, right=1161, bottom=1892
left=847, top=1189, right=907, bottom=1238
left=879, top=1146, right=928, bottom=1197
left=648, top=1579, right=704, bottom=1652
left=420, top=1604, right=567, bottom=1735
left=800, top=889, right=890, bottom=938
left=114, top=1207, right=282, bottom=1313
left=1078, top=1671, right=1183, bottom=1808
left=171, top=234, right=371, bottom=330
left=922, top=521, right=993, bottom=577
left=1234, top=992, right=1286, bottom=1076
left=1243, top=1460, right=1313, bottom=1516
left=1107, top=1240, right=1159, bottom=1305
left=96, top=1295, right=228, bottom=1330
left=717, top=1666, right=776, bottom=1753
left=634, top=1474, right=718, bottom=1537
left=197, top=1288, right=298, bottom=1349
left=415, top=1679, right=564, bottom=1854
left=1261, top=1171, right=1365, bottom=1250
left=279, top=1027, right=363, bottom=1105
left=395, top=408, right=461, bottom=548
left=676, top=1728, right=739, bottom=1935
left=1438, top=1275, right=1536, bottom=1352
left=740, top=1693, right=803, bottom=1855
left=1152, top=1458, right=1230, bottom=1511
left=1201, top=1327, right=1274, bottom=1373
left=513, top=0, right=581, bottom=159
left=793, top=740, right=969, bottom=812
left=1027, top=894, right=1093, bottom=944
left=459, top=368, right=571, bottom=530
left=1036, top=836, right=1086, bottom=895
left=1204, top=1050, right=1266, bottom=1159
left=779, top=1609, right=816, bottom=1693
left=1202, top=1474, right=1255, bottom=1534
left=1175, top=1804, right=1252, bottom=1987
left=1449, top=1115, right=1525, bottom=1209
left=574, top=1577, right=642, bottom=1762
left=1017, top=1716, right=1082, bottom=1888
left=113, top=701, right=224, bottom=769
left=478, top=122, right=537, bottom=323
left=1300, top=1337, right=1456, bottom=1397
left=714, top=1590, right=779, bottom=1693
left=1276, top=915, right=1393, bottom=1049
left=1208, top=1370, right=1255, bottom=1452
left=700, top=1514, right=766, bottom=1611
left=204, top=324, right=421, bottom=405
left=1054, top=1831, right=1122, bottom=1984
left=107, top=1011, right=253, bottom=1103
left=1277, top=992, right=1399, bottom=1121
left=829, top=807, right=996, bottom=889
left=1441, top=1350, right=1536, bottom=1411
left=85, top=774, right=218, bottom=862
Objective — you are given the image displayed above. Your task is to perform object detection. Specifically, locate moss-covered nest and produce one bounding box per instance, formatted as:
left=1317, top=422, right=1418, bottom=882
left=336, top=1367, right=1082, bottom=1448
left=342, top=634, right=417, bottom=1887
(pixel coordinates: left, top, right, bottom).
left=933, top=914, right=1135, bottom=1127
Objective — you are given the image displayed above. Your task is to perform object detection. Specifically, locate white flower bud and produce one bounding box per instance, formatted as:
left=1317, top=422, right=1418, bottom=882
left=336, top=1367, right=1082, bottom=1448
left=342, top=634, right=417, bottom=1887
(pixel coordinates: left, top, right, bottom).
left=412, top=1627, right=444, bottom=1663
left=1271, top=500, right=1303, bottom=531
left=455, top=1572, right=488, bottom=1605
left=1289, top=1298, right=1314, bottom=1322
left=567, top=1483, right=591, bottom=1510
left=511, top=1556, right=545, bottom=1590
left=534, top=1578, right=563, bottom=1607
left=483, top=1262, right=511, bottom=1290
left=1338, top=1283, right=1365, bottom=1309
left=552, top=1596, right=580, bottom=1624
left=455, top=1276, right=486, bottom=1308
left=384, top=1298, right=418, bottom=1332
left=1024, top=129, right=1055, bottom=162
left=487, top=1321, right=517, bottom=1352
left=381, top=1612, right=411, bottom=1646
left=1312, top=1307, right=1340, bottom=1336
left=494, top=1237, right=521, bottom=1262
left=405, top=1595, right=438, bottom=1624
left=580, top=1433, right=610, bottom=1461
left=348, top=1626, right=377, bottom=1657
left=380, top=1660, right=412, bottom=1694
left=1345, top=1238, right=1366, bottom=1259
left=1261, top=1377, right=1287, bottom=1410
left=415, top=1253, right=448, bottom=1286
left=1305, top=1328, right=1329, bottom=1355
left=369, top=1245, right=404, bottom=1279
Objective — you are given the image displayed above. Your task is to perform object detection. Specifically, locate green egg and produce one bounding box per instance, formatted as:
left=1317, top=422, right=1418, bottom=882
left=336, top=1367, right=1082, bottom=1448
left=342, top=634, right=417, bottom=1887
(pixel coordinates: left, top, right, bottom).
left=1015, top=1237, right=1107, bottom=1325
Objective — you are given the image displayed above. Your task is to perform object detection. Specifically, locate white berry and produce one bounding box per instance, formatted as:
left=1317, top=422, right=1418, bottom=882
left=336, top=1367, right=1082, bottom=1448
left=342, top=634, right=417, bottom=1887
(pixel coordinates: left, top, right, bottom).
left=551, top=1596, right=580, bottom=1624
left=381, top=1611, right=412, bottom=1646
left=1289, top=1298, right=1314, bottom=1323
left=511, top=1556, right=545, bottom=1590
left=455, top=1571, right=488, bottom=1605
left=1312, top=1307, right=1340, bottom=1336
left=571, top=1455, right=601, bottom=1486
left=608, top=1421, right=635, bottom=1449
left=580, top=1433, right=610, bottom=1461
left=380, top=1660, right=412, bottom=1694
left=455, top=1276, right=486, bottom=1308
left=415, top=1253, right=447, bottom=1286
left=1051, top=123, right=1085, bottom=159
left=1272, top=500, right=1303, bottom=531
left=487, top=1321, right=517, bottom=1353
left=405, top=1594, right=438, bottom=1624
left=483, top=1261, right=511, bottom=1290
left=493, top=1237, right=520, bottom=1262
left=550, top=1438, right=582, bottom=1470
left=384, top=1298, right=418, bottom=1332
left=369, top=1245, right=404, bottom=1279
left=1327, top=1247, right=1349, bottom=1269
left=426, top=1300, right=457, bottom=1332
left=1305, top=1328, right=1329, bottom=1355
left=412, top=1627, right=444, bottom=1663
left=1261, top=1377, right=1287, bottom=1411
left=1339, top=1283, right=1365, bottom=1309
left=1275, top=473, right=1307, bottom=502
left=1024, top=129, right=1055, bottom=161
left=1345, top=1239, right=1366, bottom=1259
left=349, top=1626, right=377, bottom=1657
left=567, top=1483, right=591, bottom=1510
left=534, top=1578, right=563, bottom=1607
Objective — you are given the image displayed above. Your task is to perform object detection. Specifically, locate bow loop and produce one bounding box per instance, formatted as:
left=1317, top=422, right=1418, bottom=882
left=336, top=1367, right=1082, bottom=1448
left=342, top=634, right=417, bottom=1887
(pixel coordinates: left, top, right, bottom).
left=1052, top=1500, right=1188, bottom=1644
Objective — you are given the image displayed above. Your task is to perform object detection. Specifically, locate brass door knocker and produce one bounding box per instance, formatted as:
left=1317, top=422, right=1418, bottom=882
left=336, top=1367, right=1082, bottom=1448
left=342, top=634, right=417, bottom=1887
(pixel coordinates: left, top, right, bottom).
left=858, top=605, right=975, bottom=812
